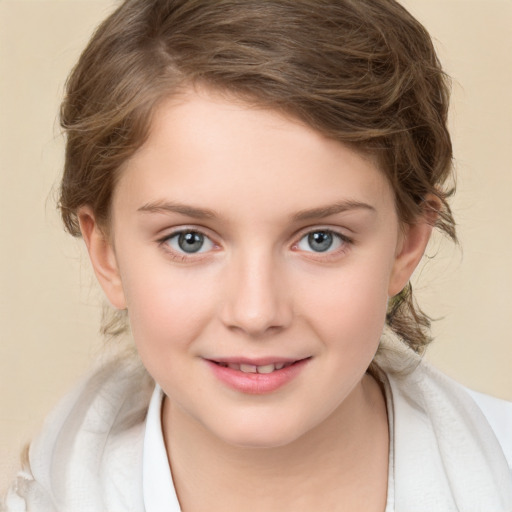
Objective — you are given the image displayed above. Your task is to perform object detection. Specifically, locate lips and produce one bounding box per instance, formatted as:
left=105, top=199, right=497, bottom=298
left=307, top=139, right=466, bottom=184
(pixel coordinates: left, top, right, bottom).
left=213, top=361, right=293, bottom=374
left=206, top=357, right=310, bottom=394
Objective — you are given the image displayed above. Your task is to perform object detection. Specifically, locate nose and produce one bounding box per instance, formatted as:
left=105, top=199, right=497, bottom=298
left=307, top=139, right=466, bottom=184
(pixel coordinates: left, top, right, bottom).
left=220, top=250, right=292, bottom=337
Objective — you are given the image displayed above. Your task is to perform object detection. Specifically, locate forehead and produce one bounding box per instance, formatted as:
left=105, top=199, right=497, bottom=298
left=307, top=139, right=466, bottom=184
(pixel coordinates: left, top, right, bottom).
left=114, top=88, right=395, bottom=222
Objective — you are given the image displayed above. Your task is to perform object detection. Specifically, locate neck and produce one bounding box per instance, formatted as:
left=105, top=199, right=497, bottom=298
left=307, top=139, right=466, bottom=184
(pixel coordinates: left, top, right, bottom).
left=163, top=373, right=389, bottom=512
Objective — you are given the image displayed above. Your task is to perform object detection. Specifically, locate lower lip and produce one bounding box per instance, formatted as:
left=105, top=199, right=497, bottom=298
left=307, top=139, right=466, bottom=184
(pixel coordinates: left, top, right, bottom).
left=206, top=359, right=310, bottom=394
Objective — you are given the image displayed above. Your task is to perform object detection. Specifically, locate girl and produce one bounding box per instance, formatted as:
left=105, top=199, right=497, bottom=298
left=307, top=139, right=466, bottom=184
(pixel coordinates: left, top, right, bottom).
left=4, top=1, right=512, bottom=510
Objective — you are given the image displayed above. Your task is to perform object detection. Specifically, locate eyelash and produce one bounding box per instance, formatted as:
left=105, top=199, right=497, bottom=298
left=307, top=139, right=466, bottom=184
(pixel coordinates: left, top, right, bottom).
left=157, top=227, right=353, bottom=262
left=292, top=228, right=353, bottom=260
left=157, top=228, right=219, bottom=262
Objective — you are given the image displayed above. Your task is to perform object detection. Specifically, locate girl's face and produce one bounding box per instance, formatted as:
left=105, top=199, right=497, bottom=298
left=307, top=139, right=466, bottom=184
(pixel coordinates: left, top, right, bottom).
left=83, top=88, right=430, bottom=448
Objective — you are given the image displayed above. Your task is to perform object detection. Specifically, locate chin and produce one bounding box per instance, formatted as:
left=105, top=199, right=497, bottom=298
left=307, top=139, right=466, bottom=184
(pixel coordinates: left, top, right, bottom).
left=224, top=432, right=301, bottom=450
left=210, top=414, right=311, bottom=450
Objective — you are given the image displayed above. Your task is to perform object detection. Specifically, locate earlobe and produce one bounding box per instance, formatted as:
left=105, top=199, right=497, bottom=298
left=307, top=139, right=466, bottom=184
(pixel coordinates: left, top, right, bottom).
left=78, top=208, right=127, bottom=310
left=388, top=210, right=435, bottom=298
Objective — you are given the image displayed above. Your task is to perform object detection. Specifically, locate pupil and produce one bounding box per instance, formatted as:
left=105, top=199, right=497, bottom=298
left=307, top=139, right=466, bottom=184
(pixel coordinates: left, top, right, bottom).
left=308, top=231, right=333, bottom=252
left=178, top=232, right=204, bottom=253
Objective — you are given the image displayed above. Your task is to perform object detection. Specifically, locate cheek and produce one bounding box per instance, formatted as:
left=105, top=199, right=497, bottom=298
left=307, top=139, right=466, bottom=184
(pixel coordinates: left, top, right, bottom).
left=119, top=258, right=217, bottom=358
left=296, top=257, right=392, bottom=348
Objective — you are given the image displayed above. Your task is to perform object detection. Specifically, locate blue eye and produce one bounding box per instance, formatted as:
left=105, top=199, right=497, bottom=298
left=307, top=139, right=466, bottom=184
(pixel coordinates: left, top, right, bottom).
left=165, top=230, right=214, bottom=254
left=297, top=230, right=344, bottom=253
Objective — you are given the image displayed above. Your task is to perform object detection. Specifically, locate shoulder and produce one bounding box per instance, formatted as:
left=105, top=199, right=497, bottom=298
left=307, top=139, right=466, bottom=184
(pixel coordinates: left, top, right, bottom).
left=376, top=331, right=512, bottom=473
left=3, top=354, right=154, bottom=512
left=379, top=344, right=512, bottom=507
left=464, top=388, right=512, bottom=469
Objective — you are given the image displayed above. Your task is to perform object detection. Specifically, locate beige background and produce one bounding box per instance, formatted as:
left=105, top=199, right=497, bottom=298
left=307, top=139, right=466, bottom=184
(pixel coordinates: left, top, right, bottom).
left=1, top=0, right=511, bottom=490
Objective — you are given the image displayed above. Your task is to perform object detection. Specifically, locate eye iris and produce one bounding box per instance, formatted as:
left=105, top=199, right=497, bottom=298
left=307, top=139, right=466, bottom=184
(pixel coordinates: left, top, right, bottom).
left=178, top=232, right=204, bottom=253
left=308, top=231, right=333, bottom=252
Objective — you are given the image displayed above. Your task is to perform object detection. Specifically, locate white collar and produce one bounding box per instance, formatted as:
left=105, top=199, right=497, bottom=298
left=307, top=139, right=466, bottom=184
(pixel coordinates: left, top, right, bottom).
left=143, top=385, right=181, bottom=512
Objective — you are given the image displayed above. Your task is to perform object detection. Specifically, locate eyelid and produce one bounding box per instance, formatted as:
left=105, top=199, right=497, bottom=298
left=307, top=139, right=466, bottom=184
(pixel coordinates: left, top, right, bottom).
left=157, top=226, right=221, bottom=258
left=290, top=226, right=353, bottom=257
left=292, top=225, right=353, bottom=244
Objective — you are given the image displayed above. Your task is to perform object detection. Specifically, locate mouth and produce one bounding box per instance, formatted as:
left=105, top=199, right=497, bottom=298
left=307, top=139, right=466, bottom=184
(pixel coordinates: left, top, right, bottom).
left=205, top=357, right=311, bottom=394
left=210, top=360, right=299, bottom=374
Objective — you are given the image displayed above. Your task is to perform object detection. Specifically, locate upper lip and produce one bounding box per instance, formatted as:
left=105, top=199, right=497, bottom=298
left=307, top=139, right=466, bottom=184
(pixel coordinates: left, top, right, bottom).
left=205, top=356, right=310, bottom=366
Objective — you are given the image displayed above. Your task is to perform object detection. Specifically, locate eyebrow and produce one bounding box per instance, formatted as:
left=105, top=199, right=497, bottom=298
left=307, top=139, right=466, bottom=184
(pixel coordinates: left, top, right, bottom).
left=137, top=199, right=376, bottom=221
left=137, top=200, right=217, bottom=219
left=292, top=201, right=376, bottom=221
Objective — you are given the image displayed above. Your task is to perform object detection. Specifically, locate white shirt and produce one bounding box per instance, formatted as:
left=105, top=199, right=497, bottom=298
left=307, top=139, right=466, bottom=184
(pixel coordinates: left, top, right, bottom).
left=143, top=386, right=180, bottom=512
left=142, top=376, right=512, bottom=512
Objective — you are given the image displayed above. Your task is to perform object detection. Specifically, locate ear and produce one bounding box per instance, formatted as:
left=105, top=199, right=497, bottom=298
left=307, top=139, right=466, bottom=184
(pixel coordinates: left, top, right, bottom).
left=78, top=207, right=127, bottom=310
left=388, top=199, right=437, bottom=297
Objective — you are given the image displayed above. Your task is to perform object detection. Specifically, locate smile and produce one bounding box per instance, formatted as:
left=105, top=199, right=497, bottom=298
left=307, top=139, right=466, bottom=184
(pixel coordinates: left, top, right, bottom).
left=213, top=361, right=293, bottom=374
left=206, top=358, right=311, bottom=394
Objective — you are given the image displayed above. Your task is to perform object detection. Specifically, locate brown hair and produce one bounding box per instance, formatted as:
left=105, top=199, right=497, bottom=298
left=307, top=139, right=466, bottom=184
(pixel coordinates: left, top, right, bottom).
left=60, top=0, right=456, bottom=351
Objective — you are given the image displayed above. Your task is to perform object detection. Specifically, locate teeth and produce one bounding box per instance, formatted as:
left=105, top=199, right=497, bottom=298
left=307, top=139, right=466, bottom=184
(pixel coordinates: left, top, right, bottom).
left=256, top=364, right=275, bottom=374
left=240, top=364, right=258, bottom=373
left=216, top=360, right=296, bottom=373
